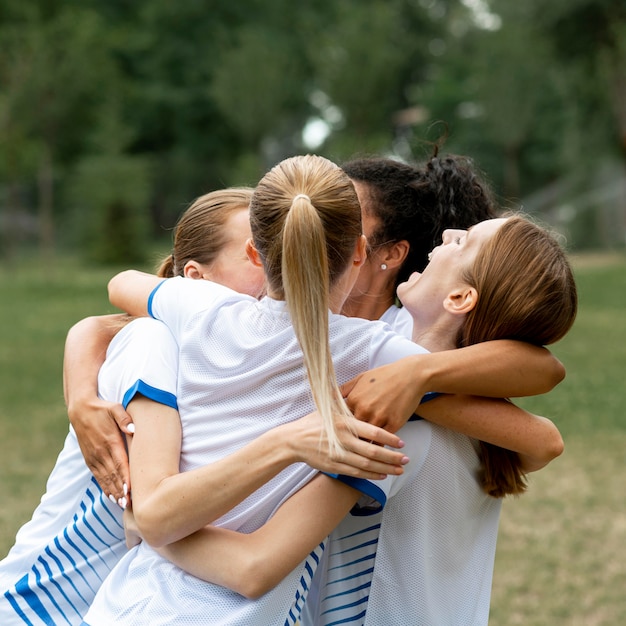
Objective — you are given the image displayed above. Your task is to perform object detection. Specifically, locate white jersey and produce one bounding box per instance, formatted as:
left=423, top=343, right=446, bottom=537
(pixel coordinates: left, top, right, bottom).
left=302, top=420, right=502, bottom=626
left=379, top=304, right=413, bottom=338
left=301, top=302, right=414, bottom=626
left=0, top=318, right=178, bottom=626
left=84, top=277, right=428, bottom=626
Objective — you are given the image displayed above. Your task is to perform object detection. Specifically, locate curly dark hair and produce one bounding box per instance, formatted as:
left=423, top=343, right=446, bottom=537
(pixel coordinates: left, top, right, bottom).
left=342, top=149, right=499, bottom=287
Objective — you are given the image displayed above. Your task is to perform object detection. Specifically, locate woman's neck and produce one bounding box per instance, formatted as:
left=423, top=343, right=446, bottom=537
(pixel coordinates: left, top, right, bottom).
left=341, top=291, right=395, bottom=321
left=411, top=318, right=459, bottom=353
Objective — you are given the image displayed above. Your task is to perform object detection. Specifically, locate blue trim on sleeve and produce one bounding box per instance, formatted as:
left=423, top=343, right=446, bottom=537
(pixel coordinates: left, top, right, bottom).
left=147, top=280, right=167, bottom=318
left=420, top=391, right=441, bottom=403
left=323, top=474, right=386, bottom=515
left=122, top=380, right=178, bottom=410
left=410, top=390, right=443, bottom=422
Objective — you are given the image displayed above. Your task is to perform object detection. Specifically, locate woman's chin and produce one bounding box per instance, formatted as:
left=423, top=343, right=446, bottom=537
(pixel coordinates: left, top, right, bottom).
left=396, top=271, right=421, bottom=303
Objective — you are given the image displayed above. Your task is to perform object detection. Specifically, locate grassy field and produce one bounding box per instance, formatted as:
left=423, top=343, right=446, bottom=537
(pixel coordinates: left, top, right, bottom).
left=0, top=251, right=625, bottom=624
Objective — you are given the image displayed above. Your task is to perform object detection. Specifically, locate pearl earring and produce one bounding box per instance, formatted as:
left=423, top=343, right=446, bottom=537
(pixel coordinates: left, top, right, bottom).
left=380, top=263, right=387, bottom=270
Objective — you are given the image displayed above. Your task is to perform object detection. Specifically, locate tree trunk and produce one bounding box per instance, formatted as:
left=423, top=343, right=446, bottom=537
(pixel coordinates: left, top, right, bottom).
left=38, top=142, right=55, bottom=263
left=503, top=144, right=521, bottom=201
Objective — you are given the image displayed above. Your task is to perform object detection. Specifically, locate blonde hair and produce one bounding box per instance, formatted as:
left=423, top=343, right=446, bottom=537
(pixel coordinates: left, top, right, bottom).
left=108, top=188, right=254, bottom=334
left=461, top=216, right=578, bottom=497
left=251, top=155, right=362, bottom=454
left=157, top=187, right=254, bottom=277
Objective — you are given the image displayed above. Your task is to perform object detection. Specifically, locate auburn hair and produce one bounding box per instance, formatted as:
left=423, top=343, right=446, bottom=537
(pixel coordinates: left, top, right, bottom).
left=460, top=216, right=577, bottom=497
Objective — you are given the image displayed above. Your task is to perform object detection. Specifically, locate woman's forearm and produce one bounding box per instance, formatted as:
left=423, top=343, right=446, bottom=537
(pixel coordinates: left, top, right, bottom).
left=417, top=395, right=564, bottom=471
left=64, top=314, right=134, bottom=502
left=129, top=404, right=407, bottom=548
left=156, top=475, right=360, bottom=599
left=64, top=315, right=122, bottom=408
left=344, top=339, right=565, bottom=432
left=416, top=340, right=565, bottom=398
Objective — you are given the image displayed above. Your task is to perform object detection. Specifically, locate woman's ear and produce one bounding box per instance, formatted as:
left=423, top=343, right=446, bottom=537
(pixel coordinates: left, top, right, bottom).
left=444, top=285, right=478, bottom=315
left=380, top=239, right=409, bottom=271
left=245, top=239, right=263, bottom=267
left=183, top=260, right=205, bottom=280
left=353, top=234, right=368, bottom=267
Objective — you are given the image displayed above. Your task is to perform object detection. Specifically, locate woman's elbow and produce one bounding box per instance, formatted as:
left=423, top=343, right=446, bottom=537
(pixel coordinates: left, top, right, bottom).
left=549, top=357, right=566, bottom=390
left=233, top=555, right=281, bottom=600
left=525, top=427, right=564, bottom=473
left=108, top=271, right=131, bottom=310
left=546, top=430, right=565, bottom=462
left=133, top=507, right=173, bottom=548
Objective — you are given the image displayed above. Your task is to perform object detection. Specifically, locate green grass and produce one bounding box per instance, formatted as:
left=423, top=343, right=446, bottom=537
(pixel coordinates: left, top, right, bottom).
left=0, top=254, right=154, bottom=550
left=492, top=252, right=626, bottom=625
left=0, top=251, right=625, bottom=624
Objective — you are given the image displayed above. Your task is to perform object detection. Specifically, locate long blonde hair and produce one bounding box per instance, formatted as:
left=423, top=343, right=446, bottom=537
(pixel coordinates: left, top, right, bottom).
left=251, top=155, right=362, bottom=454
left=461, top=216, right=578, bottom=497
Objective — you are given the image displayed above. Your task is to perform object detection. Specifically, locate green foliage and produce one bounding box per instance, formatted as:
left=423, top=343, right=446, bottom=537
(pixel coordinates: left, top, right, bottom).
left=66, top=153, right=151, bottom=264
left=0, top=0, right=625, bottom=256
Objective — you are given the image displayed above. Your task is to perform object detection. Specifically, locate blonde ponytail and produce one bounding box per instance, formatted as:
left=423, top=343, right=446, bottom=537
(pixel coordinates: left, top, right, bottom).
left=283, top=194, right=354, bottom=455
left=251, top=155, right=363, bottom=456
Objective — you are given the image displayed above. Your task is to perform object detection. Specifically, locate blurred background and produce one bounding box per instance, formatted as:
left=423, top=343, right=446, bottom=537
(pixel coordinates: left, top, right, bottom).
left=1, top=0, right=625, bottom=264
left=1, top=2, right=626, bottom=624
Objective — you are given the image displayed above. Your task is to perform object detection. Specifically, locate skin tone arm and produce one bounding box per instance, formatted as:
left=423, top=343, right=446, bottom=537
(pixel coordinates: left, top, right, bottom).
left=109, top=270, right=565, bottom=424
left=108, top=270, right=163, bottom=316
left=64, top=314, right=135, bottom=504
left=125, top=396, right=408, bottom=548
left=342, top=343, right=565, bottom=432
left=151, top=397, right=562, bottom=598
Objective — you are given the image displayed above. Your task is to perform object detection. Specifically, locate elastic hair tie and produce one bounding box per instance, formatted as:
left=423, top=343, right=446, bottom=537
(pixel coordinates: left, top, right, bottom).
left=293, top=194, right=310, bottom=203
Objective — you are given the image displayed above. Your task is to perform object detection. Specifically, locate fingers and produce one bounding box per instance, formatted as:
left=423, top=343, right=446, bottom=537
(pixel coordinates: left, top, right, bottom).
left=110, top=404, right=135, bottom=435
left=328, top=446, right=408, bottom=480
left=87, top=436, right=131, bottom=508
left=349, top=421, right=401, bottom=447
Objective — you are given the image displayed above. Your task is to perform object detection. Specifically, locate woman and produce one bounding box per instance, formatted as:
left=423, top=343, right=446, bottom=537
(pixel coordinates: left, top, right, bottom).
left=341, top=151, right=498, bottom=334
left=142, top=216, right=575, bottom=626
left=73, top=151, right=501, bottom=503
left=82, top=157, right=565, bottom=625
left=0, top=188, right=401, bottom=626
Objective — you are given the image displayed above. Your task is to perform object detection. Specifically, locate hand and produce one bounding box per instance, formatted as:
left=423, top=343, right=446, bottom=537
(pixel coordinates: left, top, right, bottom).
left=68, top=397, right=134, bottom=506
left=123, top=505, right=142, bottom=549
left=341, top=357, right=427, bottom=432
left=284, top=411, right=409, bottom=479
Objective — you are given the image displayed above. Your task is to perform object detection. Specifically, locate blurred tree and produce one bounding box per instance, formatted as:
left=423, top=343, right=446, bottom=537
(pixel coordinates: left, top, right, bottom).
left=307, top=0, right=439, bottom=159
left=64, top=94, right=151, bottom=265
left=2, top=0, right=623, bottom=259
left=534, top=0, right=626, bottom=159
left=0, top=7, right=115, bottom=260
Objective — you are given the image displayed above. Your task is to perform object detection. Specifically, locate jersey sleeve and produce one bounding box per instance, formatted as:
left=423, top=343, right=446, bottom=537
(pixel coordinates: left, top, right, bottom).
left=97, top=317, right=179, bottom=409
left=367, top=321, right=430, bottom=368
left=147, top=276, right=254, bottom=344
left=326, top=420, right=432, bottom=514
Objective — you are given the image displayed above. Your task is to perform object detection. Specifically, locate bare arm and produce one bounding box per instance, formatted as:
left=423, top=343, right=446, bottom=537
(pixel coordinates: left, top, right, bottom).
left=126, top=397, right=407, bottom=548
left=417, top=395, right=563, bottom=472
left=139, top=391, right=563, bottom=596
left=153, top=474, right=359, bottom=599
left=343, top=340, right=564, bottom=431
left=150, top=399, right=562, bottom=597
left=108, top=270, right=163, bottom=317
left=64, top=314, right=135, bottom=504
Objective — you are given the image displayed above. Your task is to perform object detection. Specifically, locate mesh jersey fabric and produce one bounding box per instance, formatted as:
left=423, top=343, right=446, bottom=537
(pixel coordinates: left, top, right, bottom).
left=301, top=421, right=502, bottom=626
left=0, top=318, right=179, bottom=626
left=379, top=304, right=413, bottom=339
left=84, top=277, right=428, bottom=626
